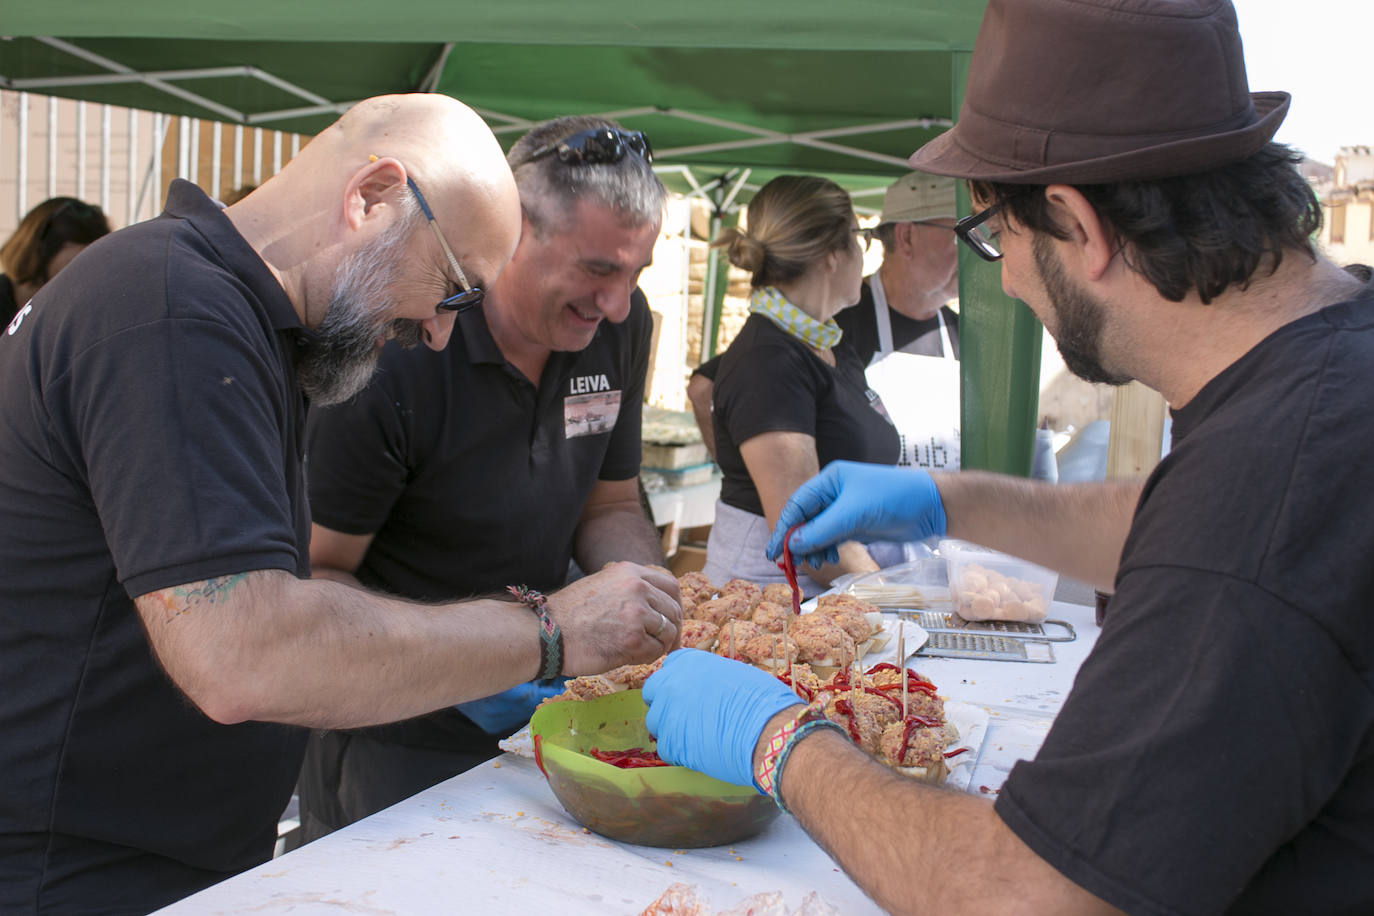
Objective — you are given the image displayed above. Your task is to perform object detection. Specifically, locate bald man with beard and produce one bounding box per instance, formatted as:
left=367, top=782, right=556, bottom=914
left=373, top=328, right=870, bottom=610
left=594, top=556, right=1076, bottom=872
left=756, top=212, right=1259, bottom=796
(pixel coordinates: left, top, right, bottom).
left=0, top=94, right=682, bottom=915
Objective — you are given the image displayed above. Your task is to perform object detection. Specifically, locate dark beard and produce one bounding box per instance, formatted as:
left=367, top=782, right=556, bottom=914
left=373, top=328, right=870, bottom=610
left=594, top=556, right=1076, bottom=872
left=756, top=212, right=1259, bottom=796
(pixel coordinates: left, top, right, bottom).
left=1032, top=234, right=1131, bottom=387
left=298, top=222, right=423, bottom=406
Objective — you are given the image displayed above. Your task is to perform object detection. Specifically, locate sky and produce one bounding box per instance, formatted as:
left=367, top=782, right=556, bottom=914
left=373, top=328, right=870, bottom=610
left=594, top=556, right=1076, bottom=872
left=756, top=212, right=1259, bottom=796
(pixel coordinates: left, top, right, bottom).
left=1234, top=0, right=1372, bottom=164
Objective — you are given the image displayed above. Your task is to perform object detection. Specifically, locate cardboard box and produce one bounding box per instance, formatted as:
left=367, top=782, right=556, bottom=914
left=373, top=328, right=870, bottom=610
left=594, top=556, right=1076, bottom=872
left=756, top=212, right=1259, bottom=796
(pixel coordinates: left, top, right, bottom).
left=642, top=441, right=709, bottom=469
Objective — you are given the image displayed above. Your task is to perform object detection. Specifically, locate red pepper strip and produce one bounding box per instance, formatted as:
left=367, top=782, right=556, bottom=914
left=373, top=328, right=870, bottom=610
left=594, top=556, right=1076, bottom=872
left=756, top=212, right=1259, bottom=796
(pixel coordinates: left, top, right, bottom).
left=943, top=747, right=969, bottom=759
left=831, top=698, right=863, bottom=744
left=533, top=733, right=547, bottom=778
left=861, top=684, right=902, bottom=712
left=588, top=747, right=670, bottom=769
left=873, top=680, right=938, bottom=698
left=774, top=670, right=814, bottom=702
left=866, top=663, right=939, bottom=697
left=866, top=662, right=936, bottom=689
left=776, top=522, right=805, bottom=616
left=897, top=714, right=945, bottom=763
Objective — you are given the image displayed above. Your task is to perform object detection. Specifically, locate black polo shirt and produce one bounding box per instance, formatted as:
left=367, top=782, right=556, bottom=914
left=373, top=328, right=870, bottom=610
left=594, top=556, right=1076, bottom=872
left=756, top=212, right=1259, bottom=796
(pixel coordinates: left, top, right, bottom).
left=712, top=313, right=900, bottom=517
left=834, top=279, right=960, bottom=367
left=306, top=289, right=651, bottom=600
left=0, top=180, right=311, bottom=914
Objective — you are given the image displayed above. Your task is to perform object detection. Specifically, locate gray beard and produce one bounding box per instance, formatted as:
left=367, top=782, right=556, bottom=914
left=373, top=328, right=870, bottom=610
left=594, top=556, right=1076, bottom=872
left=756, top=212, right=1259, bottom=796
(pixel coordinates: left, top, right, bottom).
left=298, top=222, right=423, bottom=406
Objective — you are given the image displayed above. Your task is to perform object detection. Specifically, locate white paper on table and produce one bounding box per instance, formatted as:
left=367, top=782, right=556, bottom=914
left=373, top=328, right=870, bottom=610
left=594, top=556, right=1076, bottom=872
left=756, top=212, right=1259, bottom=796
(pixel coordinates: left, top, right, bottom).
left=961, top=710, right=1055, bottom=797
left=940, top=699, right=990, bottom=793
left=498, top=725, right=536, bottom=759
left=863, top=615, right=931, bottom=665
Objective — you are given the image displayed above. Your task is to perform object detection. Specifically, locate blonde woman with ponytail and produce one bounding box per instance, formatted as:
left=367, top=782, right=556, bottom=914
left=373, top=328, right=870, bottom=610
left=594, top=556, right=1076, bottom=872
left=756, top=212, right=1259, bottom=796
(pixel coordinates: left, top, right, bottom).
left=703, top=175, right=901, bottom=596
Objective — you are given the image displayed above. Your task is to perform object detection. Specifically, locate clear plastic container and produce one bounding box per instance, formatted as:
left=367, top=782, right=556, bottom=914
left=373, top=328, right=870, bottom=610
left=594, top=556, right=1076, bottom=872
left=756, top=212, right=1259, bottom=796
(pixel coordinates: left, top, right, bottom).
left=940, top=539, right=1058, bottom=624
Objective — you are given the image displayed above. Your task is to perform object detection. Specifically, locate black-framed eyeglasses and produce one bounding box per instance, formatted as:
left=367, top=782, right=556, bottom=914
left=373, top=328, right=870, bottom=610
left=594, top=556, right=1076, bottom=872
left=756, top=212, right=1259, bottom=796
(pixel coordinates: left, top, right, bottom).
left=522, top=127, right=653, bottom=167
left=854, top=227, right=875, bottom=253
left=405, top=176, right=485, bottom=313
left=954, top=202, right=1004, bottom=262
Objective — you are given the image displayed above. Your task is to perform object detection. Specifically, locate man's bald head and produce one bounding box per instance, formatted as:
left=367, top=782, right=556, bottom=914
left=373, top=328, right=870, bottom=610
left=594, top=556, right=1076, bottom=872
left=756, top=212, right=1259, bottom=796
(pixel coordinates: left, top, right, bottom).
left=227, top=93, right=521, bottom=396
left=248, top=92, right=519, bottom=319
left=310, top=94, right=506, bottom=196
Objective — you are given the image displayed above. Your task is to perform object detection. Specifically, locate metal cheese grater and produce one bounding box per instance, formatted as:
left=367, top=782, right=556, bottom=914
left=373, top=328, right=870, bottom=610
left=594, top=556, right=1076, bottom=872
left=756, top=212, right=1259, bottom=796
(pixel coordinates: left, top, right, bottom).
left=905, top=610, right=1075, bottom=643
left=916, top=631, right=1057, bottom=663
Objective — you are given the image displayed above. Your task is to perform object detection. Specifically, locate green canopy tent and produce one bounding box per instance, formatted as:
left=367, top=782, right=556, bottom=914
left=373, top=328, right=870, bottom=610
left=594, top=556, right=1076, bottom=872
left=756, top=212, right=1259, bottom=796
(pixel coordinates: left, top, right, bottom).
left=0, top=0, right=1042, bottom=475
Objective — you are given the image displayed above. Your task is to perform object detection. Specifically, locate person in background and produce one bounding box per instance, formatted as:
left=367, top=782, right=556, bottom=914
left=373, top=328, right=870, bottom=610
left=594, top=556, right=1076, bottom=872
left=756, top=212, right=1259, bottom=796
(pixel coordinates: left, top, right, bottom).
left=1, top=196, right=110, bottom=327
left=298, top=116, right=668, bottom=842
left=836, top=171, right=962, bottom=471
left=643, top=0, right=1374, bottom=911
left=0, top=94, right=680, bottom=915
left=701, top=175, right=899, bottom=597
left=685, top=360, right=720, bottom=459
left=689, top=170, right=962, bottom=471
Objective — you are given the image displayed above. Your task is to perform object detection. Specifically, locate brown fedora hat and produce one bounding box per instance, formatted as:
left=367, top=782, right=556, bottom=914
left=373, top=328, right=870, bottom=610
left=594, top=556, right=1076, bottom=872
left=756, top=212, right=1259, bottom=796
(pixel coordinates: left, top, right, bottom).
left=910, top=0, right=1290, bottom=184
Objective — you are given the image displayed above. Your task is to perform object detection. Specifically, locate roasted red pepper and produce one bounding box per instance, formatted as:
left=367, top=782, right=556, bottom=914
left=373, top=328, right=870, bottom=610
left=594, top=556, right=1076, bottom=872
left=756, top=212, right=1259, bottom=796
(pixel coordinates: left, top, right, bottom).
left=774, top=668, right=814, bottom=702
left=831, top=698, right=864, bottom=744
left=867, top=663, right=939, bottom=697
left=776, top=522, right=805, bottom=616
left=589, top=747, right=670, bottom=769
left=898, top=714, right=944, bottom=763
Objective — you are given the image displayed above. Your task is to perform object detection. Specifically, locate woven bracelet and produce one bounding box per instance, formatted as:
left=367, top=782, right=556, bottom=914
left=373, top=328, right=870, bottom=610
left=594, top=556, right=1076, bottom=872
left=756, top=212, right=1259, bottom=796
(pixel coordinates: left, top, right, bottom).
left=764, top=715, right=847, bottom=813
left=755, top=703, right=830, bottom=798
left=507, top=585, right=563, bottom=680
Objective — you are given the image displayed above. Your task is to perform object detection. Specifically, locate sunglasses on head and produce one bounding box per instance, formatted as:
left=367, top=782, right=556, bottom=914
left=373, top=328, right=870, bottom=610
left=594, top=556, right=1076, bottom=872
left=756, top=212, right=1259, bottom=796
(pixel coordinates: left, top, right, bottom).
left=521, top=127, right=653, bottom=167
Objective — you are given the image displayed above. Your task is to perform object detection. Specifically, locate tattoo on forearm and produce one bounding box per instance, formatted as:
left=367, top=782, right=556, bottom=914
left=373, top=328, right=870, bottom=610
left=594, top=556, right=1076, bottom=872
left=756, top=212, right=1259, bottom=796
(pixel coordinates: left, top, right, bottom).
left=157, top=574, right=248, bottom=623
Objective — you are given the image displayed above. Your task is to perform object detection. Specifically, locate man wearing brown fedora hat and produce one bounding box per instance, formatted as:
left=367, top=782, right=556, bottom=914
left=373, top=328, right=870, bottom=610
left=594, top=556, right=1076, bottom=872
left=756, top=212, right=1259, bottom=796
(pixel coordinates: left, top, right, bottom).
left=642, top=0, right=1374, bottom=913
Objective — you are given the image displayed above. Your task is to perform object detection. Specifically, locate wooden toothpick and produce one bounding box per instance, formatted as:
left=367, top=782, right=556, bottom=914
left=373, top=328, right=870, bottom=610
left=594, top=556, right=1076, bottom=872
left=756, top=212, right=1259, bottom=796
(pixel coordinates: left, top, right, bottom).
left=899, top=621, right=908, bottom=719
left=783, top=612, right=794, bottom=693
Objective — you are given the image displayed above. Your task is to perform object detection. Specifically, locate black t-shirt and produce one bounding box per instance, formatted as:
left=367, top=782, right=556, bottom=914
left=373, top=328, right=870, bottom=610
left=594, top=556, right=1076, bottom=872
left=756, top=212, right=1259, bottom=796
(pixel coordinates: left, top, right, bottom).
left=712, top=312, right=899, bottom=516
left=0, top=181, right=311, bottom=914
left=995, top=298, right=1374, bottom=914
left=833, top=279, right=960, bottom=367
left=307, top=289, right=651, bottom=600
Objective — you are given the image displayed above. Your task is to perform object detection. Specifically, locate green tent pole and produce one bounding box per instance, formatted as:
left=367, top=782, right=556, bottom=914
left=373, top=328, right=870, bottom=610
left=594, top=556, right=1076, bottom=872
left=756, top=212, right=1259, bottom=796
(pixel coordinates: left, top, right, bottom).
left=952, top=52, right=1043, bottom=477
left=701, top=209, right=739, bottom=361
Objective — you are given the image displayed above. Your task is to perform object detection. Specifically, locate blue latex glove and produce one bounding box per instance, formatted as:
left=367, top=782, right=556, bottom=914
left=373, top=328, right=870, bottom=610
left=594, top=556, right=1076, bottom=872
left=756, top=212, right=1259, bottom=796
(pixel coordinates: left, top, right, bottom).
left=764, top=461, right=947, bottom=569
left=643, top=649, right=803, bottom=790
left=456, top=678, right=568, bottom=735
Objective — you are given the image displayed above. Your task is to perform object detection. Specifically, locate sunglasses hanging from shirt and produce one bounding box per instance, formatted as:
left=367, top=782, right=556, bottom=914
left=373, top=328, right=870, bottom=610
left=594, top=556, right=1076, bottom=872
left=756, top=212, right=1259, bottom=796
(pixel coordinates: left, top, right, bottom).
left=521, top=127, right=654, bottom=167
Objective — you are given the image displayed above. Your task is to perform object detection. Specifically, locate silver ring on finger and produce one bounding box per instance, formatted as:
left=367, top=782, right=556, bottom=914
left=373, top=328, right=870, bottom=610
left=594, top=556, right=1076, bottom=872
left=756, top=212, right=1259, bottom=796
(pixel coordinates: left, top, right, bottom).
left=651, top=612, right=666, bottom=638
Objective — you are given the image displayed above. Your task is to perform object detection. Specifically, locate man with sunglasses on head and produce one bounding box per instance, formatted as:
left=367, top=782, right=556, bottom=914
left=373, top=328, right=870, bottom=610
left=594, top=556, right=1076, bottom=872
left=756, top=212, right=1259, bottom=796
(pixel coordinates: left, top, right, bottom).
left=299, top=115, right=670, bottom=842
left=0, top=95, right=682, bottom=915
left=641, top=0, right=1374, bottom=912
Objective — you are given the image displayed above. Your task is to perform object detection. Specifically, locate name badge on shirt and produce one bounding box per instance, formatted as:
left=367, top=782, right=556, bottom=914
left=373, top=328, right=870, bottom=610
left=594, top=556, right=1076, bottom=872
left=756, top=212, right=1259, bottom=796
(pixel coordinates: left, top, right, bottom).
left=564, top=387, right=622, bottom=439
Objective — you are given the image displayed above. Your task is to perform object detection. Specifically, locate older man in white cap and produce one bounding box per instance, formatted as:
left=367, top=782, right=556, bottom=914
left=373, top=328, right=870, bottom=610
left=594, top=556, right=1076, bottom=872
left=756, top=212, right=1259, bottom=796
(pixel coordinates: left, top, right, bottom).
left=837, top=170, right=961, bottom=471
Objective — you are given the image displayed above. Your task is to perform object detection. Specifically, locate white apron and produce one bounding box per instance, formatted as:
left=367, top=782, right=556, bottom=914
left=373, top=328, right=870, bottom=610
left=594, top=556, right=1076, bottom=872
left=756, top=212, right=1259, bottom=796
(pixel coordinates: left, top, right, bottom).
left=861, top=274, right=961, bottom=470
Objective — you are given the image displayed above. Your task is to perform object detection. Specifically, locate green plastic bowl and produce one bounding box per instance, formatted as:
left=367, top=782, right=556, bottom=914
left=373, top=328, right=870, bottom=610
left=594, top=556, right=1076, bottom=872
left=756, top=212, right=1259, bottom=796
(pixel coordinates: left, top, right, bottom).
left=529, top=690, right=779, bottom=848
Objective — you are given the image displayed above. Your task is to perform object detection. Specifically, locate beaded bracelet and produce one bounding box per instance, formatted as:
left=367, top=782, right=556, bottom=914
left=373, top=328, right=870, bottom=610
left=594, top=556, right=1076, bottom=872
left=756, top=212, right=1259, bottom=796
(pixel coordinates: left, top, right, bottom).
left=507, top=585, right=563, bottom=680
left=755, top=703, right=845, bottom=812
